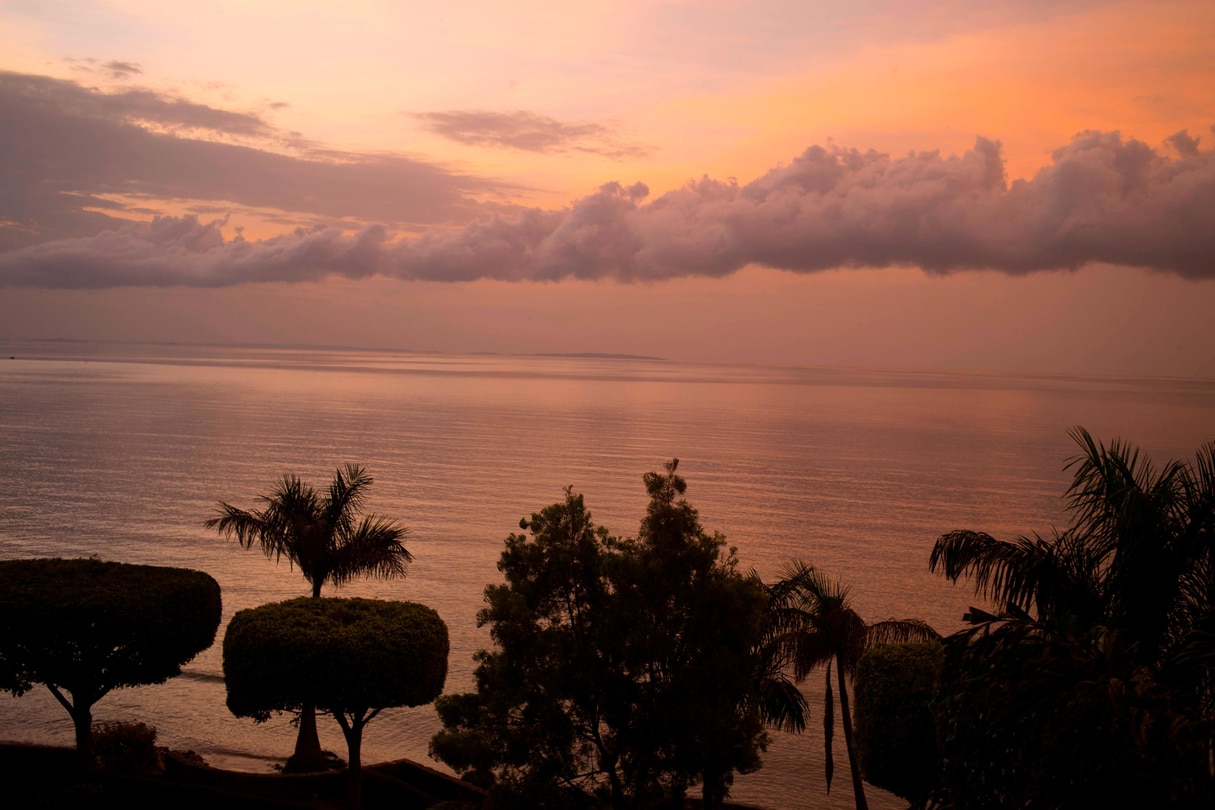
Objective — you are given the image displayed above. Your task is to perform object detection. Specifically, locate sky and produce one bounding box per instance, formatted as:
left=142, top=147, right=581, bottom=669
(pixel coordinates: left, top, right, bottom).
left=1, top=0, right=1213, bottom=376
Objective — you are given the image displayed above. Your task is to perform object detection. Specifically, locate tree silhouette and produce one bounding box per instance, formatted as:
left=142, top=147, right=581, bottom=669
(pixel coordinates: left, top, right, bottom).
left=747, top=598, right=809, bottom=736
left=225, top=597, right=448, bottom=809
left=768, top=561, right=937, bottom=810
left=929, top=427, right=1215, bottom=807
left=432, top=462, right=771, bottom=809
left=0, top=559, right=221, bottom=767
left=206, top=463, right=411, bottom=771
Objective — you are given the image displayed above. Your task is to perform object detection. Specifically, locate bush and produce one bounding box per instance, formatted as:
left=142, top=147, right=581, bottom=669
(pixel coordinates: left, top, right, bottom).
left=853, top=640, right=944, bottom=806
left=93, top=721, right=159, bottom=772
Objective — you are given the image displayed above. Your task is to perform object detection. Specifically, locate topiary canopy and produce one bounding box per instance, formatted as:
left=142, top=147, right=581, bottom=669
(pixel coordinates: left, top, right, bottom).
left=225, top=597, right=449, bottom=808
left=853, top=640, right=944, bottom=805
left=224, top=596, right=449, bottom=721
left=0, top=557, right=222, bottom=763
left=0, top=558, right=223, bottom=698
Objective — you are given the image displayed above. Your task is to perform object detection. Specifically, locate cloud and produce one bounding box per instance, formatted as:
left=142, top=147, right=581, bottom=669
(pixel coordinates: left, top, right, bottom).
left=0, top=71, right=493, bottom=250
left=0, top=216, right=390, bottom=288
left=65, top=58, right=144, bottom=80
left=2, top=128, right=1214, bottom=288
left=414, top=110, right=648, bottom=159
left=18, top=69, right=272, bottom=136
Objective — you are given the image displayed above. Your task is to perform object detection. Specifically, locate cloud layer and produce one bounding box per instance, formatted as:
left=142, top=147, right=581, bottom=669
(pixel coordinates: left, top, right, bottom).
left=0, top=71, right=490, bottom=251
left=2, top=119, right=1213, bottom=287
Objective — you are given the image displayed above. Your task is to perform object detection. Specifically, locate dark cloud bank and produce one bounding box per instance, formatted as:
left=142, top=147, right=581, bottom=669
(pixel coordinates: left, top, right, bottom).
left=0, top=71, right=488, bottom=253
left=1, top=70, right=1212, bottom=288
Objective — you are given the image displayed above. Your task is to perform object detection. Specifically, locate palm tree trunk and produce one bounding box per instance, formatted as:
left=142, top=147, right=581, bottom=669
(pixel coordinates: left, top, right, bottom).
left=837, top=655, right=869, bottom=810
left=824, top=666, right=834, bottom=792
left=285, top=580, right=327, bottom=771
left=285, top=704, right=327, bottom=772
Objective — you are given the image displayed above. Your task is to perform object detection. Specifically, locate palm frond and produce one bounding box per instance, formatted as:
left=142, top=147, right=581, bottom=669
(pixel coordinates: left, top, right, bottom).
left=1064, top=426, right=1181, bottom=554
left=326, top=464, right=373, bottom=536
left=930, top=530, right=1056, bottom=614
left=208, top=465, right=409, bottom=595
left=328, top=514, right=412, bottom=587
left=786, top=627, right=837, bottom=679
left=753, top=668, right=808, bottom=733
left=865, top=619, right=939, bottom=646
left=204, top=503, right=261, bottom=544
left=205, top=503, right=292, bottom=562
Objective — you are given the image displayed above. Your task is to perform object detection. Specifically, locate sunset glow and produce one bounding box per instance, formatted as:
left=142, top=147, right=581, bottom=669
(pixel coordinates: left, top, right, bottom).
left=2, top=0, right=1213, bottom=376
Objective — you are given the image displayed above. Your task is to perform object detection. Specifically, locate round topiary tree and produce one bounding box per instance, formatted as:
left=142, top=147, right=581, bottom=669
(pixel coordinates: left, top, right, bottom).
left=0, top=558, right=223, bottom=767
left=853, top=641, right=945, bottom=808
left=224, top=597, right=449, bottom=808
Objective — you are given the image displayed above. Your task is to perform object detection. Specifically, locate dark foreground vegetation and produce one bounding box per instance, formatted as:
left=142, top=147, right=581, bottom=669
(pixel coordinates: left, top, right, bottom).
left=226, top=597, right=450, bottom=808
left=432, top=461, right=788, bottom=809
left=207, top=463, right=414, bottom=774
left=0, top=559, right=221, bottom=766
left=1, top=429, right=1212, bottom=808
left=921, top=427, right=1215, bottom=808
left=0, top=740, right=488, bottom=809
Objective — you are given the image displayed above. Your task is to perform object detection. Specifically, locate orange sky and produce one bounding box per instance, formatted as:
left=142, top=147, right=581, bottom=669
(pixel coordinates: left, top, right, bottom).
left=0, top=0, right=1213, bottom=376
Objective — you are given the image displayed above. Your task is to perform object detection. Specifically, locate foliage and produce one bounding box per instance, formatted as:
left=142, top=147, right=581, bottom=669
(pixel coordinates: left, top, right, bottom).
left=206, top=463, right=411, bottom=599
left=929, top=427, right=1215, bottom=808
left=93, top=721, right=159, bottom=772
left=852, top=641, right=943, bottom=806
left=0, top=558, right=221, bottom=765
left=430, top=461, right=771, bottom=809
left=224, top=597, right=449, bottom=719
left=224, top=596, right=449, bottom=808
left=767, top=561, right=938, bottom=810
left=207, top=463, right=413, bottom=771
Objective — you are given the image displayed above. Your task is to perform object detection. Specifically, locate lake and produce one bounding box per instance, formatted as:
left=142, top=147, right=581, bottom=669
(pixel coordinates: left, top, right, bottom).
left=1, top=340, right=1212, bottom=809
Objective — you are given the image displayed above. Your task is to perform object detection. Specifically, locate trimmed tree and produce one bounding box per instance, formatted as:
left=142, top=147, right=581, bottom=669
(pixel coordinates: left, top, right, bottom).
left=206, top=463, right=412, bottom=772
left=224, top=597, right=449, bottom=809
left=0, top=558, right=222, bottom=767
left=852, top=641, right=944, bottom=808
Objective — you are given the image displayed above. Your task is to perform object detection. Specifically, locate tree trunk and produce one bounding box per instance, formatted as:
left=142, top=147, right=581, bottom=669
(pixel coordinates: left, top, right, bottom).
left=603, top=750, right=626, bottom=809
left=347, top=732, right=362, bottom=810
left=337, top=714, right=364, bottom=810
left=284, top=704, right=329, bottom=772
left=285, top=583, right=329, bottom=772
left=702, top=771, right=726, bottom=809
left=46, top=684, right=94, bottom=769
left=70, top=703, right=94, bottom=770
left=836, top=656, right=869, bottom=810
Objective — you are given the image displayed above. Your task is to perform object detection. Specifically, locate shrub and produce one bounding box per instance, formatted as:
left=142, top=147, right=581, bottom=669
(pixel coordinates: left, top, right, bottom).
left=853, top=640, right=944, bottom=806
left=93, top=721, right=159, bottom=772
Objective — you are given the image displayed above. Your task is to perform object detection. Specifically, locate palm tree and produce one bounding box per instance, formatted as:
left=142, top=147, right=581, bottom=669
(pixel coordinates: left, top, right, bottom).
left=769, top=561, right=938, bottom=810
left=930, top=426, right=1215, bottom=666
left=928, top=427, right=1215, bottom=806
left=749, top=593, right=810, bottom=736
left=206, top=463, right=412, bottom=771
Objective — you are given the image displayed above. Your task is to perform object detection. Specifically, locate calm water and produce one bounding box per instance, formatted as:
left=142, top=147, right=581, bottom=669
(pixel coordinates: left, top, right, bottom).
left=1, top=340, right=1212, bottom=809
